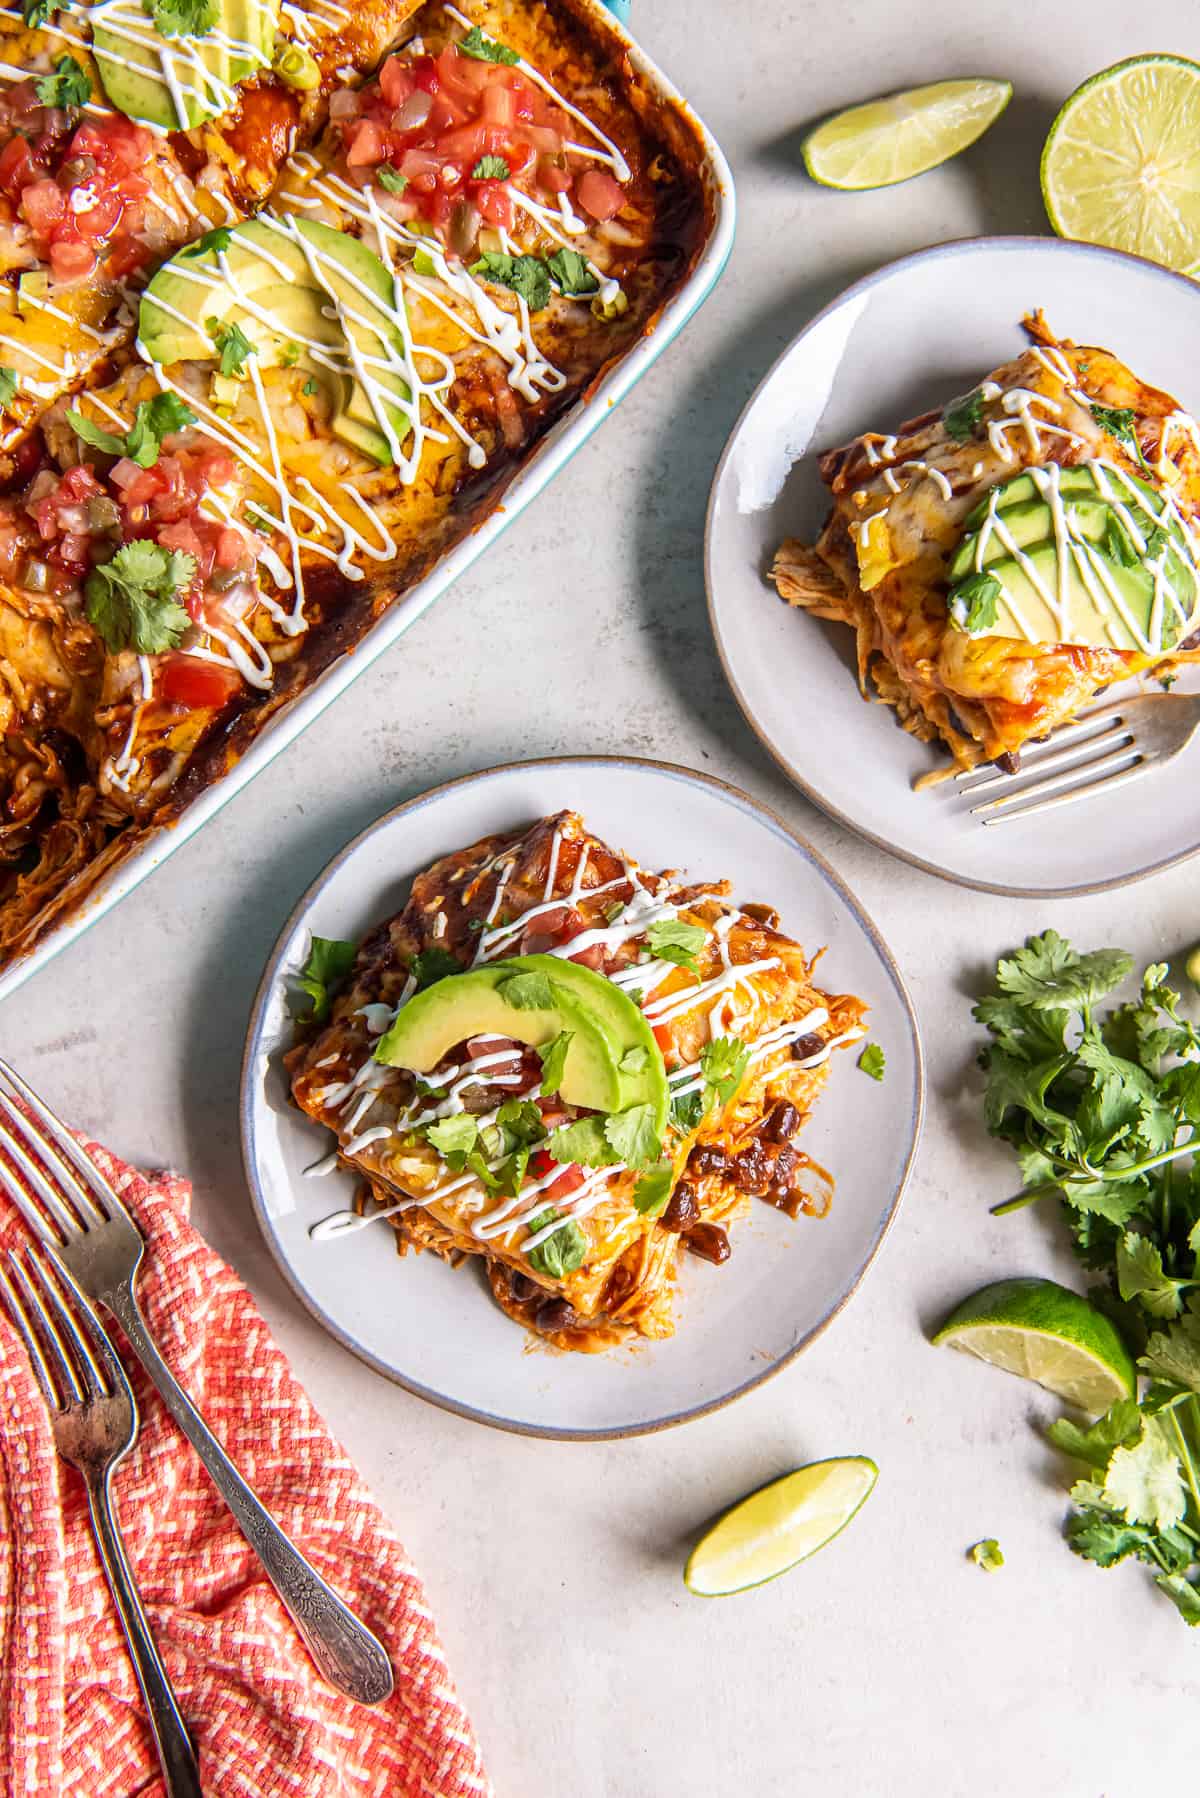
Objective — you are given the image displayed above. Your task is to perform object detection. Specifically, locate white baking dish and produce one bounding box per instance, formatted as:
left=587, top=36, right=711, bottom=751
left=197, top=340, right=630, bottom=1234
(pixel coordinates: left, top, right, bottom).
left=0, top=0, right=735, bottom=1005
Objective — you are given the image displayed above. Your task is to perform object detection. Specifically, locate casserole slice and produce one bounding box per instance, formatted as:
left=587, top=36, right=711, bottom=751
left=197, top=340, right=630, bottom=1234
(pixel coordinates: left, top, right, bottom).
left=772, top=314, right=1200, bottom=774
left=287, top=809, right=866, bottom=1351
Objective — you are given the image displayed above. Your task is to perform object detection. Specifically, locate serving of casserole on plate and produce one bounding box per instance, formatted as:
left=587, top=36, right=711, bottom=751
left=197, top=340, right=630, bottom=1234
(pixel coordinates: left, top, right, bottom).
left=286, top=806, right=867, bottom=1352
left=706, top=237, right=1200, bottom=896
left=0, top=0, right=731, bottom=993
left=242, top=759, right=922, bottom=1436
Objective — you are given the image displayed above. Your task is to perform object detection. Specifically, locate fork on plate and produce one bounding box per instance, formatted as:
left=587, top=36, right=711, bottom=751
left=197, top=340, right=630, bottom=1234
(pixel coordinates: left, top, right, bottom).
left=0, top=1059, right=394, bottom=1708
left=947, top=690, right=1200, bottom=825
left=0, top=1248, right=202, bottom=1798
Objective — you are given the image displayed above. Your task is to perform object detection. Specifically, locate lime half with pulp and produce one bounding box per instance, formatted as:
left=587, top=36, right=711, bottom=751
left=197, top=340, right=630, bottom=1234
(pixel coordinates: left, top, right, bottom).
left=1042, top=55, right=1200, bottom=272
left=933, top=1277, right=1135, bottom=1413
left=802, top=78, right=1012, bottom=190
left=684, top=1457, right=877, bottom=1597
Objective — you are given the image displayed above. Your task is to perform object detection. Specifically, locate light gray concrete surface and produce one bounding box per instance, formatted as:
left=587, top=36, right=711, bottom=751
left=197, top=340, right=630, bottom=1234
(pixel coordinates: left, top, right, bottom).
left=7, top=4, right=1200, bottom=1792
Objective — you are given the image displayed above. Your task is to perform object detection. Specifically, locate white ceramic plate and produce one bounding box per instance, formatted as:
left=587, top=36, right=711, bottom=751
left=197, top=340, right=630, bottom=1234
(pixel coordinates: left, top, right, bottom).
left=706, top=236, right=1200, bottom=896
left=240, top=758, right=923, bottom=1439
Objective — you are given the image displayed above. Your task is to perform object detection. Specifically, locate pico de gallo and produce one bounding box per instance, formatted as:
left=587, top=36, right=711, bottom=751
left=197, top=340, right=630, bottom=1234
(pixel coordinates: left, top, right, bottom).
left=333, top=36, right=627, bottom=260
left=0, top=85, right=162, bottom=284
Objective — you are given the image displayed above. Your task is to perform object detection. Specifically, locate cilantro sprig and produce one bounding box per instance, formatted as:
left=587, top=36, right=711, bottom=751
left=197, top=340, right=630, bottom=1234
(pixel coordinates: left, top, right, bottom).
left=68, top=392, right=196, bottom=469
left=84, top=540, right=193, bottom=654
left=1090, top=403, right=1153, bottom=473
left=458, top=24, right=519, bottom=64
left=34, top=55, right=90, bottom=109
left=295, top=935, right=357, bottom=1023
left=143, top=0, right=218, bottom=38
left=973, top=932, right=1200, bottom=1624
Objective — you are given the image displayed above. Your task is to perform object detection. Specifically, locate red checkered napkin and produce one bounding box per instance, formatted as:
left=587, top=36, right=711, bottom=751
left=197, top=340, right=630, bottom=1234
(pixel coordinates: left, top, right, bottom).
left=0, top=1131, right=491, bottom=1797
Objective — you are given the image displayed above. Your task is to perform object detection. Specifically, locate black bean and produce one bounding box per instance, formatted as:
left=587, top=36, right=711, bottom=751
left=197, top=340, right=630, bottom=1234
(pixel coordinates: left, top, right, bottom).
left=685, top=1222, right=731, bottom=1265
left=536, top=1298, right=580, bottom=1333
left=792, top=1034, right=824, bottom=1063
left=688, top=1143, right=732, bottom=1179
left=660, top=1181, right=700, bottom=1232
left=765, top=1101, right=801, bottom=1143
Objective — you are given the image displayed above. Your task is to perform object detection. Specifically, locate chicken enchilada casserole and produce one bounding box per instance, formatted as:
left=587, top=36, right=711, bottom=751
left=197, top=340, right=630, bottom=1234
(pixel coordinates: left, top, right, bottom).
left=285, top=809, right=867, bottom=1351
left=771, top=314, right=1200, bottom=776
left=0, top=0, right=711, bottom=969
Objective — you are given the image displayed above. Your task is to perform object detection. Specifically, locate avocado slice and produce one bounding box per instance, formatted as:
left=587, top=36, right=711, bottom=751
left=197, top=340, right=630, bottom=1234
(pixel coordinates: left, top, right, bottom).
left=94, top=0, right=279, bottom=132
left=947, top=496, right=1114, bottom=582
left=961, top=463, right=1104, bottom=532
left=500, top=955, right=669, bottom=1132
left=375, top=963, right=623, bottom=1115
left=949, top=460, right=1200, bottom=650
left=139, top=216, right=411, bottom=466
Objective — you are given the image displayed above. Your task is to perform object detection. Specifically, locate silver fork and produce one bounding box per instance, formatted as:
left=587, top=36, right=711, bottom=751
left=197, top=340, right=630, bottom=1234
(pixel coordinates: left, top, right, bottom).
left=0, top=1060, right=393, bottom=1708
left=951, top=690, right=1200, bottom=825
left=0, top=1247, right=202, bottom=1797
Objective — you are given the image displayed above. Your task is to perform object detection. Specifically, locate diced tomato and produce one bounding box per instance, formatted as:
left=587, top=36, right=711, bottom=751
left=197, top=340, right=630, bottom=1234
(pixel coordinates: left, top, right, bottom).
left=466, top=1035, right=522, bottom=1059
left=412, top=55, right=441, bottom=94
left=536, top=155, right=572, bottom=194
left=215, top=527, right=246, bottom=569
left=652, top=1023, right=673, bottom=1054
left=20, top=178, right=66, bottom=234
left=48, top=237, right=96, bottom=281
left=474, top=181, right=513, bottom=229
left=543, top=1165, right=585, bottom=1204
left=577, top=169, right=625, bottom=221
left=0, top=136, right=34, bottom=199
left=568, top=943, right=607, bottom=972
left=345, top=118, right=388, bottom=167
left=157, top=653, right=241, bottom=711
left=479, top=81, right=517, bottom=128
left=379, top=54, right=415, bottom=106
left=73, top=188, right=124, bottom=240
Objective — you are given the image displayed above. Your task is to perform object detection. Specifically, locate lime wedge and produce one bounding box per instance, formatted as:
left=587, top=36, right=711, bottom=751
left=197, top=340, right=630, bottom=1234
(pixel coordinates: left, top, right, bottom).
left=933, top=1278, right=1135, bottom=1413
left=1042, top=55, right=1200, bottom=272
left=802, top=78, right=1011, bottom=190
left=684, top=1457, right=877, bottom=1597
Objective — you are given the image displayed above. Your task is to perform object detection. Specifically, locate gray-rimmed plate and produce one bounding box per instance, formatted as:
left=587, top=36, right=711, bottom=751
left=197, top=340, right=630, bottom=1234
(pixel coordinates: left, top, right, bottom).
left=240, top=757, right=923, bottom=1439
left=706, top=236, right=1200, bottom=897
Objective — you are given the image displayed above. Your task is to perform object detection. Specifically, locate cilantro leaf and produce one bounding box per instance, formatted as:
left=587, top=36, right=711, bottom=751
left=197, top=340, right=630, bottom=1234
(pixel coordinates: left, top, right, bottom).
left=295, top=935, right=356, bottom=1023
left=1065, top=1510, right=1163, bottom=1569
left=458, top=24, right=519, bottom=64
left=471, top=155, right=510, bottom=181
left=670, top=1088, right=709, bottom=1134
left=857, top=1043, right=886, bottom=1082
left=547, top=247, right=599, bottom=296
left=546, top=1115, right=616, bottom=1168
left=1047, top=1398, right=1143, bottom=1470
left=1101, top=1416, right=1186, bottom=1532
left=84, top=540, right=193, bottom=655
left=943, top=387, right=985, bottom=441
left=494, top=1098, right=545, bottom=1148
left=23, top=0, right=55, bottom=26
left=632, top=1162, right=674, bottom=1217
left=948, top=570, right=1002, bottom=634
left=1117, top=1231, right=1193, bottom=1320
left=184, top=225, right=233, bottom=259
left=646, top=917, right=707, bottom=976
left=143, top=0, right=218, bottom=37
left=66, top=411, right=127, bottom=458
left=426, top=1114, right=479, bottom=1160
left=410, top=947, right=463, bottom=989
left=207, top=317, right=255, bottom=377
left=1141, top=1300, right=1200, bottom=1394
left=124, top=392, right=196, bottom=467
left=993, top=932, right=1133, bottom=1014
left=1090, top=403, right=1151, bottom=471
left=701, top=1036, right=750, bottom=1105
left=538, top=1030, right=573, bottom=1097
left=968, top=1539, right=1004, bottom=1571
left=33, top=55, right=91, bottom=108
left=603, top=1102, right=661, bottom=1170
left=376, top=166, right=409, bottom=194
left=469, top=251, right=551, bottom=311
left=525, top=1209, right=587, bottom=1279
left=497, top=969, right=556, bottom=1010
left=0, top=367, right=16, bottom=409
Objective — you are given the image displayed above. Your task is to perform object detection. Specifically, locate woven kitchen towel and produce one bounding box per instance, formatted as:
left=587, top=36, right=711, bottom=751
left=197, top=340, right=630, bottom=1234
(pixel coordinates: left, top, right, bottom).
left=0, top=1130, right=492, bottom=1798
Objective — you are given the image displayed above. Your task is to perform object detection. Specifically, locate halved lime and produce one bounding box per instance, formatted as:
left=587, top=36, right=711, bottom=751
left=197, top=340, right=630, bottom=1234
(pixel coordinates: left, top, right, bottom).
left=684, top=1457, right=877, bottom=1597
left=802, top=79, right=1012, bottom=191
left=1042, top=55, right=1200, bottom=273
left=933, top=1278, right=1135, bottom=1413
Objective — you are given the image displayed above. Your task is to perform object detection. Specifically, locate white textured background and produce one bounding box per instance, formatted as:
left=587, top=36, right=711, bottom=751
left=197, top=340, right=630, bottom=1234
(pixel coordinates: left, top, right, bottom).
left=8, top=3, right=1200, bottom=1792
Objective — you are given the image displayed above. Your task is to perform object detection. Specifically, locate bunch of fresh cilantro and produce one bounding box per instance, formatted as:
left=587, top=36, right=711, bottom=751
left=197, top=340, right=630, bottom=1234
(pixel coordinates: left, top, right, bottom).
left=975, top=930, right=1200, bottom=1624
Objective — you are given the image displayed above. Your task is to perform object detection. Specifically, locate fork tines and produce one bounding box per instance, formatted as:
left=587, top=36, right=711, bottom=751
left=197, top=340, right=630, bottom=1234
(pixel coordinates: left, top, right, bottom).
left=0, top=1247, right=119, bottom=1413
left=953, top=708, right=1144, bottom=825
left=0, top=1058, right=118, bottom=1246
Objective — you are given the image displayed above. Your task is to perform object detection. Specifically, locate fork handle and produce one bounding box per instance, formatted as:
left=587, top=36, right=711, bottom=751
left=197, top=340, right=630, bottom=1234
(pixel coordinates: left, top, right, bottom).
left=88, top=1470, right=203, bottom=1798
left=107, top=1281, right=394, bottom=1707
